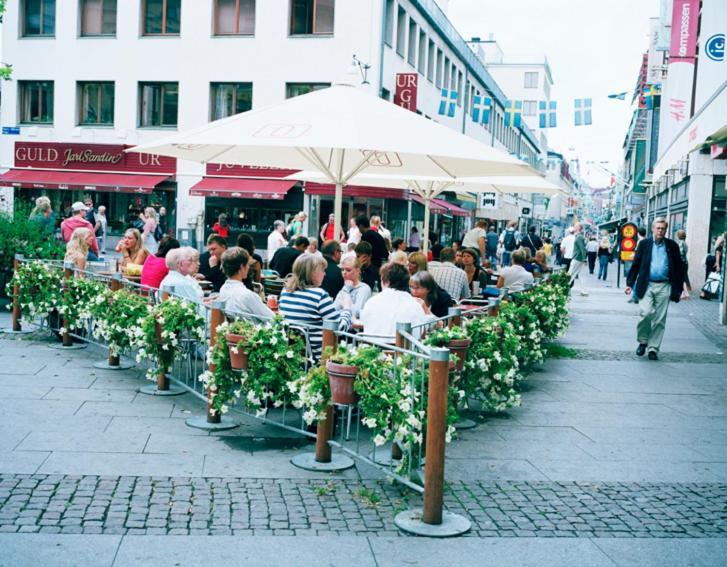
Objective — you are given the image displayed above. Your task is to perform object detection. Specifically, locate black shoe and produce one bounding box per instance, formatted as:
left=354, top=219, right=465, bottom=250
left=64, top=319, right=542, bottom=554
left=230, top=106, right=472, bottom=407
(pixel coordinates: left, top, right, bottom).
left=647, top=351, right=658, bottom=361
left=636, top=344, right=647, bottom=356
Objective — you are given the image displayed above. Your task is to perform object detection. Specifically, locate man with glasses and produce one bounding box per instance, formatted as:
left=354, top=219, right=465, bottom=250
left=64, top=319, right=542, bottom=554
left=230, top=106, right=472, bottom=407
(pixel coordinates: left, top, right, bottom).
left=159, top=247, right=204, bottom=303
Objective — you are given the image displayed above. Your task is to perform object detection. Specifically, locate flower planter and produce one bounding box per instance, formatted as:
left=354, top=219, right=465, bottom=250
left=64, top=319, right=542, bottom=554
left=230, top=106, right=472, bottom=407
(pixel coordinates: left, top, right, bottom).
left=225, top=332, right=249, bottom=370
left=326, top=361, right=359, bottom=405
left=155, top=322, right=164, bottom=345
left=447, top=338, right=472, bottom=372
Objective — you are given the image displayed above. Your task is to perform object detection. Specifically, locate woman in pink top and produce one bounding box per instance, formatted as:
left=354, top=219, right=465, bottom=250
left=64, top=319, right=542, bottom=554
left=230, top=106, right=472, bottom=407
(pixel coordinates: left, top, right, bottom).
left=141, top=236, right=180, bottom=290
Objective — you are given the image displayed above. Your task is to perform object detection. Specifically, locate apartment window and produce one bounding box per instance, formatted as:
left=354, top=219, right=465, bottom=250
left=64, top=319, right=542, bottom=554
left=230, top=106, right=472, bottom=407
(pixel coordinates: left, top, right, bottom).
left=523, top=100, right=537, bottom=116
left=407, top=19, right=416, bottom=66
left=286, top=82, right=330, bottom=98
left=210, top=82, right=252, bottom=120
left=80, top=0, right=117, bottom=36
left=417, top=30, right=426, bottom=74
left=19, top=81, right=54, bottom=124
left=524, top=71, right=538, bottom=88
left=143, top=0, right=181, bottom=35
left=427, top=40, right=435, bottom=82
left=214, top=0, right=255, bottom=35
left=435, top=48, right=443, bottom=88
left=290, top=0, right=334, bottom=35
left=78, top=82, right=114, bottom=125
left=395, top=7, right=406, bottom=57
left=443, top=57, right=450, bottom=89
left=456, top=70, right=463, bottom=105
left=384, top=0, right=394, bottom=46
left=139, top=82, right=178, bottom=127
left=23, top=0, right=56, bottom=36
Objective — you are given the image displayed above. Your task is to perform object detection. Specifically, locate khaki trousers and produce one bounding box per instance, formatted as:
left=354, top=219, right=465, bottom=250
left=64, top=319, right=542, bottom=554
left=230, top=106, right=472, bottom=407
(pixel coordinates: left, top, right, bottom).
left=636, top=282, right=671, bottom=353
left=568, top=260, right=588, bottom=293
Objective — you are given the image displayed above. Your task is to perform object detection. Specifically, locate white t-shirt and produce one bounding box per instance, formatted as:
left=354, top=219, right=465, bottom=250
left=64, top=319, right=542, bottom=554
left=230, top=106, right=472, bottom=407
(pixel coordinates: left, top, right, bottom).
left=500, top=265, right=534, bottom=292
left=561, top=234, right=575, bottom=259
left=267, top=230, right=287, bottom=259
left=462, top=227, right=485, bottom=249
left=586, top=240, right=599, bottom=253
left=218, top=279, right=274, bottom=323
left=360, top=288, right=432, bottom=340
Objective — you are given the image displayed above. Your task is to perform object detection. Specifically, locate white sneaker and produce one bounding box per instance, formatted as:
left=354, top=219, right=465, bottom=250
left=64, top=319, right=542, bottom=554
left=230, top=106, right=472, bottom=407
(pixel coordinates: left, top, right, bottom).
left=580, top=291, right=589, bottom=296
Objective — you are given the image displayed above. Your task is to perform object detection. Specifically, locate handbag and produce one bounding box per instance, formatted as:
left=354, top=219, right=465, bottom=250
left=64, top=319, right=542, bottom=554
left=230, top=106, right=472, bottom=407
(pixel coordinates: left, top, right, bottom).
left=701, top=272, right=722, bottom=299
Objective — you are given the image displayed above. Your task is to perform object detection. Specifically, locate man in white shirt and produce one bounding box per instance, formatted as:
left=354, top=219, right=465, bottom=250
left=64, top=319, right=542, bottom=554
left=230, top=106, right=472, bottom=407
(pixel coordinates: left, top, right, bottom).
left=159, top=247, right=204, bottom=303
left=429, top=247, right=470, bottom=301
left=218, top=247, right=274, bottom=323
left=497, top=249, right=534, bottom=292
left=462, top=220, right=487, bottom=264
left=560, top=227, right=576, bottom=271
left=267, top=220, right=288, bottom=261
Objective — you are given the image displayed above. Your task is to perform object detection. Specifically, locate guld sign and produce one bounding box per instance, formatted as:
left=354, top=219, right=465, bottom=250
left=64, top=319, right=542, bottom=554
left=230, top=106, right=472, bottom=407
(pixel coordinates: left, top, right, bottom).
left=394, top=73, right=418, bottom=112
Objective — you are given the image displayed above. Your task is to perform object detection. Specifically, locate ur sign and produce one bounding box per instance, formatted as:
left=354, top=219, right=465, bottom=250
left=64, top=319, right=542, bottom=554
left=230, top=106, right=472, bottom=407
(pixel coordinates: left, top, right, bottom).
left=394, top=73, right=418, bottom=112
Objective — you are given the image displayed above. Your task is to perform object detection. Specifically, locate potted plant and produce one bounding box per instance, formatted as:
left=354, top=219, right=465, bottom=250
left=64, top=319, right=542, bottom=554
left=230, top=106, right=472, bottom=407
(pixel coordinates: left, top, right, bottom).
left=91, top=289, right=150, bottom=361
left=425, top=325, right=472, bottom=372
left=325, top=345, right=367, bottom=405
left=5, top=261, right=63, bottom=320
left=224, top=319, right=257, bottom=370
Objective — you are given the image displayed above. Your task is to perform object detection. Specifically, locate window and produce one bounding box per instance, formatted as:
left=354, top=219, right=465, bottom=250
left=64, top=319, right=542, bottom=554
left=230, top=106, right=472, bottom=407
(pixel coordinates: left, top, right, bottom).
left=435, top=48, right=443, bottom=88
left=215, top=0, right=255, bottom=35
left=143, top=0, right=181, bottom=35
left=417, top=30, right=426, bottom=74
left=23, top=0, right=56, bottom=36
left=384, top=0, right=394, bottom=46
left=78, top=82, right=114, bottom=125
left=443, top=57, right=450, bottom=89
left=427, top=40, right=435, bottom=82
left=524, top=71, right=538, bottom=88
left=407, top=19, right=416, bottom=66
left=286, top=82, right=330, bottom=98
left=456, top=70, right=463, bottom=105
left=139, top=82, right=178, bottom=127
left=210, top=82, right=252, bottom=120
left=395, top=7, right=406, bottom=56
left=19, top=81, right=54, bottom=124
left=523, top=100, right=537, bottom=116
left=81, top=0, right=116, bottom=36
left=290, top=0, right=334, bottom=35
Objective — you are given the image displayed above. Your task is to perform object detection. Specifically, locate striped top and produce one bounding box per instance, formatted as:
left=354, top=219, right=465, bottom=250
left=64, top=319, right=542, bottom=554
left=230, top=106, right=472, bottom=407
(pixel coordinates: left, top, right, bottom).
left=279, top=287, right=352, bottom=360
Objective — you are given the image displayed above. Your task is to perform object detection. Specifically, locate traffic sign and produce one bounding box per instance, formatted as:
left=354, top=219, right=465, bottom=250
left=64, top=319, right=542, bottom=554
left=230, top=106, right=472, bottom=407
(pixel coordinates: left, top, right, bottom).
left=619, top=222, right=638, bottom=262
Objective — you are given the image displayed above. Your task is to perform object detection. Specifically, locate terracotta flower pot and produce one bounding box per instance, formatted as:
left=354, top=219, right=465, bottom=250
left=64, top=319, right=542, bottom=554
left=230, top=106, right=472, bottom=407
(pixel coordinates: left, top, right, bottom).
left=447, top=338, right=472, bottom=372
left=226, top=332, right=249, bottom=370
left=326, top=361, right=359, bottom=405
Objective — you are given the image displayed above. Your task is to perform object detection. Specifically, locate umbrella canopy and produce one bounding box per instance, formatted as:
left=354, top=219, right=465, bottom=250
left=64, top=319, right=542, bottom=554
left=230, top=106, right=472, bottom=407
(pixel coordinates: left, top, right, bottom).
left=127, top=77, right=537, bottom=236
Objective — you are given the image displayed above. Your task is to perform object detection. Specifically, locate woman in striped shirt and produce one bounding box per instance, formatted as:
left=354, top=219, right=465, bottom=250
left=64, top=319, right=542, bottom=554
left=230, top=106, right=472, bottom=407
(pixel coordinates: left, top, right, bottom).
left=279, top=253, right=352, bottom=361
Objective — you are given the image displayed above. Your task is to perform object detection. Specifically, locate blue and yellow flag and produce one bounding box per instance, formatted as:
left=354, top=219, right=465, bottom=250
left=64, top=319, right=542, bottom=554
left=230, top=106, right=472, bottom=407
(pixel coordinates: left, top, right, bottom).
left=641, top=84, right=662, bottom=110
left=504, top=100, right=522, bottom=127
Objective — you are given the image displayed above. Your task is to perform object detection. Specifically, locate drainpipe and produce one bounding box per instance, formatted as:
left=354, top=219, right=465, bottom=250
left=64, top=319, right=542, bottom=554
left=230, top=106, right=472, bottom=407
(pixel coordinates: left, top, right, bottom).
left=377, top=0, right=387, bottom=97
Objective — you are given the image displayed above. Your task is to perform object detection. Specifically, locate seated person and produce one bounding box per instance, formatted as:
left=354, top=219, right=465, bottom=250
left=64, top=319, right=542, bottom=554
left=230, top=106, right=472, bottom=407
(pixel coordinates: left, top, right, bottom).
left=409, top=271, right=455, bottom=317
left=115, top=228, right=149, bottom=270
left=320, top=240, right=344, bottom=299
left=532, top=250, right=551, bottom=276
left=198, top=234, right=228, bottom=292
left=218, top=247, right=274, bottom=323
left=388, top=250, right=408, bottom=266
left=270, top=236, right=309, bottom=278
left=236, top=233, right=263, bottom=291
left=461, top=248, right=483, bottom=293
left=355, top=241, right=380, bottom=291
left=407, top=251, right=428, bottom=275
left=334, top=256, right=372, bottom=318
left=518, top=247, right=537, bottom=274
left=159, top=247, right=204, bottom=303
left=141, top=236, right=181, bottom=290
left=497, top=249, right=534, bottom=292
left=360, top=262, right=434, bottom=340
left=279, top=253, right=352, bottom=361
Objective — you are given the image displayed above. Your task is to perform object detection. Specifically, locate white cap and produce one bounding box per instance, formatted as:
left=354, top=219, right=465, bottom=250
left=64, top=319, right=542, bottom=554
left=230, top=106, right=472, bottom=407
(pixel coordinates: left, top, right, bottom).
left=71, top=201, right=86, bottom=212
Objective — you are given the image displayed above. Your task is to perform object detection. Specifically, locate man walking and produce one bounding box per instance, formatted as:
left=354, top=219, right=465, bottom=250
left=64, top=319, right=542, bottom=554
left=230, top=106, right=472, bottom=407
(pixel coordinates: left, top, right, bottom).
left=499, top=221, right=519, bottom=267
left=567, top=223, right=588, bottom=296
left=625, top=218, right=685, bottom=361
left=560, top=227, right=575, bottom=271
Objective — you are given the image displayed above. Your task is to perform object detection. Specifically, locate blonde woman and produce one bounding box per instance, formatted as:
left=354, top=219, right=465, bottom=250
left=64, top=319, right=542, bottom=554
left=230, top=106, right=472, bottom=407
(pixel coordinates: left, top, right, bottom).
left=334, top=256, right=372, bottom=318
left=115, top=228, right=150, bottom=269
left=597, top=235, right=612, bottom=281
left=29, top=196, right=55, bottom=234
left=65, top=227, right=94, bottom=272
left=389, top=250, right=408, bottom=266
left=142, top=207, right=159, bottom=254
left=407, top=251, right=428, bottom=275
left=278, top=253, right=352, bottom=360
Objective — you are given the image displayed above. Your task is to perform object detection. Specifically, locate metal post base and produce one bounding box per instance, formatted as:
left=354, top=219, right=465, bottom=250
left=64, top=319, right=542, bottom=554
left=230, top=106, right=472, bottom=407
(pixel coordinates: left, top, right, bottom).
left=0, top=325, right=38, bottom=335
left=290, top=451, right=355, bottom=472
left=48, top=343, right=87, bottom=350
left=394, top=509, right=471, bottom=537
left=185, top=415, right=239, bottom=431
left=138, top=383, right=186, bottom=396
left=93, top=360, right=134, bottom=370
left=454, top=418, right=477, bottom=430
left=367, top=446, right=402, bottom=466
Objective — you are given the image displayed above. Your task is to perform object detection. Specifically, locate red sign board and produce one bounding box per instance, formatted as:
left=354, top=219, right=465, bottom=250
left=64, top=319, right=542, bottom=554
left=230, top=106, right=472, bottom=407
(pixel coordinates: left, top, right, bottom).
left=620, top=222, right=638, bottom=262
left=710, top=144, right=727, bottom=160
left=669, top=0, right=699, bottom=63
left=394, top=73, right=418, bottom=112
left=13, top=142, right=176, bottom=174
left=205, top=163, right=299, bottom=177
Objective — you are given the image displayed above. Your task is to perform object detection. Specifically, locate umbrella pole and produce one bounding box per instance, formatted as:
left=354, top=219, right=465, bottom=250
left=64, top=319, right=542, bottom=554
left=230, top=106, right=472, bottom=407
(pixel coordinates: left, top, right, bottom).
left=334, top=182, right=344, bottom=241
left=422, top=199, right=431, bottom=255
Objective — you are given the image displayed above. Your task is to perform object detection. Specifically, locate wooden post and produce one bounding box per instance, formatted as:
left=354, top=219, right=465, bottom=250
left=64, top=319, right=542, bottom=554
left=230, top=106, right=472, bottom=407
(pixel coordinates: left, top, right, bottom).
left=487, top=298, right=500, bottom=317
left=207, top=301, right=226, bottom=424
left=391, top=321, right=413, bottom=461
left=11, top=255, right=23, bottom=332
left=315, top=320, right=339, bottom=464
left=107, top=274, right=123, bottom=367
left=422, top=346, right=450, bottom=525
left=61, top=263, right=74, bottom=347
left=447, top=307, right=462, bottom=329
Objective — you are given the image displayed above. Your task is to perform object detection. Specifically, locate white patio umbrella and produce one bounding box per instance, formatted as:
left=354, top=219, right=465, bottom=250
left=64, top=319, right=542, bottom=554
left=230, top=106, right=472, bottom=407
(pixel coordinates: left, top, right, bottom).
left=285, top=172, right=563, bottom=253
left=127, top=72, right=536, bottom=238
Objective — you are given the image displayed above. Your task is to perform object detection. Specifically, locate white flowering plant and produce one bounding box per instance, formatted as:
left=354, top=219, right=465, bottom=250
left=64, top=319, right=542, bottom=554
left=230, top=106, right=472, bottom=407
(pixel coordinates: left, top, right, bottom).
left=137, top=298, right=205, bottom=380
left=58, top=277, right=109, bottom=335
left=91, top=289, right=150, bottom=357
left=498, top=300, right=546, bottom=369
left=5, top=261, right=63, bottom=320
left=289, top=363, right=331, bottom=425
left=512, top=282, right=570, bottom=341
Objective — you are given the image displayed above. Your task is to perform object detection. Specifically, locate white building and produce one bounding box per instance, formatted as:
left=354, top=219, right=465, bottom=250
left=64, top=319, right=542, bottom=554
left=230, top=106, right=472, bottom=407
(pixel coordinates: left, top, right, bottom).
left=1, top=0, right=542, bottom=251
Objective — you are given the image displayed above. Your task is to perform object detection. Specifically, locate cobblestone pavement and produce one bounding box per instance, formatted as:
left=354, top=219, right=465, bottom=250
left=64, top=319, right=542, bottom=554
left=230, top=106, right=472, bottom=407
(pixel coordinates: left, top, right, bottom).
left=1, top=474, right=725, bottom=538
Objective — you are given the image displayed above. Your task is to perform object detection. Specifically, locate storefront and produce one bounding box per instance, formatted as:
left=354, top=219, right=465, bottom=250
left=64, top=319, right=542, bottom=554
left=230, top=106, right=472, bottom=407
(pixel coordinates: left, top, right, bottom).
left=0, top=142, right=177, bottom=235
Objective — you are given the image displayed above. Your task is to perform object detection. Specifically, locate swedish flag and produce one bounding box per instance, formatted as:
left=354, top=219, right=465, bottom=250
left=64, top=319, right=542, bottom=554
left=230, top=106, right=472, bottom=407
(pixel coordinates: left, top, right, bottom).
left=504, top=100, right=522, bottom=128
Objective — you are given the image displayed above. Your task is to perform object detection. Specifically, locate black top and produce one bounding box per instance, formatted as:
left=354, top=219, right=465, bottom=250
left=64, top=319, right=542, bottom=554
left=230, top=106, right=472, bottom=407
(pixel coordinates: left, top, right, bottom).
left=626, top=237, right=685, bottom=302
left=243, top=252, right=264, bottom=291
left=360, top=263, right=380, bottom=291
left=521, top=233, right=543, bottom=256
left=597, top=245, right=611, bottom=257
left=199, top=251, right=226, bottom=292
left=361, top=229, right=388, bottom=267
left=321, top=254, right=344, bottom=298
left=430, top=285, right=455, bottom=318
left=269, top=247, right=302, bottom=279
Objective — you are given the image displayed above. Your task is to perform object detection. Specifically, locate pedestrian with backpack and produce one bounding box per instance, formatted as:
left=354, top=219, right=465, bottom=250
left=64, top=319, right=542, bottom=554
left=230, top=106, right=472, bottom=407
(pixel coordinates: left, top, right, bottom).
left=500, top=221, right=519, bottom=267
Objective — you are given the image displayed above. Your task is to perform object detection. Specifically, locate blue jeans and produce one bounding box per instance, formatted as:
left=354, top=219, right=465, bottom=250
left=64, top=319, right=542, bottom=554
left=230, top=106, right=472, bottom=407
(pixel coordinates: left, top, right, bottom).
left=598, top=255, right=609, bottom=279
left=501, top=251, right=512, bottom=267
left=87, top=251, right=100, bottom=262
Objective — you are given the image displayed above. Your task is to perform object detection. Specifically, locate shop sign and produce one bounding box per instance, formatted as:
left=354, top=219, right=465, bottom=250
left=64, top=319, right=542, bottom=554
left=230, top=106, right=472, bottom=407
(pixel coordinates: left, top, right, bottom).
left=2, top=127, right=20, bottom=135
left=394, top=73, right=418, bottom=112
left=13, top=142, right=176, bottom=174
left=669, top=0, right=699, bottom=62
left=479, top=192, right=499, bottom=209
left=205, top=163, right=298, bottom=177
left=620, top=222, right=638, bottom=262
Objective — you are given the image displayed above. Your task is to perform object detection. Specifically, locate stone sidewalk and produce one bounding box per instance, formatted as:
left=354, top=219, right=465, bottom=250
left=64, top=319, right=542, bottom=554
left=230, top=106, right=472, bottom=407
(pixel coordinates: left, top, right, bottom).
left=0, top=268, right=726, bottom=566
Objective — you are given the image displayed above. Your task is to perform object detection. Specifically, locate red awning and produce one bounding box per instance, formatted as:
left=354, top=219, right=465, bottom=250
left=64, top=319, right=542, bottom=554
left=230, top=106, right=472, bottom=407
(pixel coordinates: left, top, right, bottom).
left=411, top=195, right=447, bottom=214
left=189, top=177, right=297, bottom=199
left=0, top=169, right=170, bottom=194
left=433, top=198, right=470, bottom=217
left=304, top=182, right=408, bottom=200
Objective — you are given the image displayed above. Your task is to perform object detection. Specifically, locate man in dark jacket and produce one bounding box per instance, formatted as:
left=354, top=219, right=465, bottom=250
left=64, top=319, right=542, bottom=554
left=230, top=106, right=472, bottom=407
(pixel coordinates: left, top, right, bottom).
left=320, top=240, right=344, bottom=298
left=270, top=236, right=308, bottom=278
left=356, top=215, right=388, bottom=267
left=625, top=217, right=685, bottom=360
left=521, top=226, right=543, bottom=257
left=199, top=234, right=228, bottom=292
